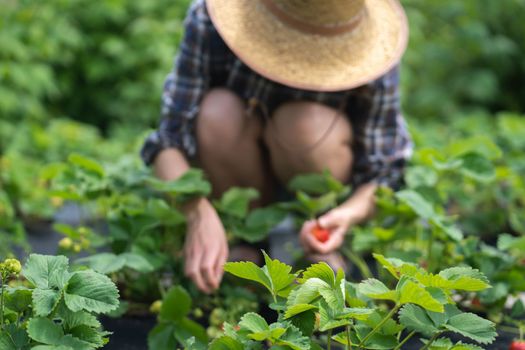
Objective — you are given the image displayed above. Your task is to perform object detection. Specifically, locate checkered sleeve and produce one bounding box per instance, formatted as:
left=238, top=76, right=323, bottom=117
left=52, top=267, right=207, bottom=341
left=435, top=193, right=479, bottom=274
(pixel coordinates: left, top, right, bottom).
left=141, top=0, right=211, bottom=165
left=351, top=66, right=413, bottom=190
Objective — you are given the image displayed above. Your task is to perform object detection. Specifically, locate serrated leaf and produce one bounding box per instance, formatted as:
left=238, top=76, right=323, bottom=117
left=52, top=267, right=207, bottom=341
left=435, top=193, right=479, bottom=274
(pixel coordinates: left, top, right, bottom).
left=23, top=254, right=70, bottom=289
left=160, top=285, right=191, bottom=322
left=239, top=313, right=269, bottom=334
left=276, top=324, right=310, bottom=350
left=284, top=304, right=318, bottom=319
left=438, top=267, right=491, bottom=291
left=263, top=252, right=296, bottom=297
left=289, top=310, right=316, bottom=337
left=287, top=278, right=328, bottom=306
left=224, top=261, right=272, bottom=293
left=373, top=254, right=411, bottom=279
left=60, top=309, right=101, bottom=329
left=399, top=280, right=443, bottom=312
left=338, top=307, right=374, bottom=321
left=27, top=318, right=64, bottom=345
left=32, top=288, right=61, bottom=317
left=444, top=313, right=496, bottom=344
left=64, top=270, right=119, bottom=313
left=398, top=304, right=438, bottom=337
left=150, top=169, right=211, bottom=196
left=299, top=262, right=336, bottom=287
left=174, top=318, right=207, bottom=345
left=358, top=279, right=398, bottom=302
left=69, top=325, right=104, bottom=347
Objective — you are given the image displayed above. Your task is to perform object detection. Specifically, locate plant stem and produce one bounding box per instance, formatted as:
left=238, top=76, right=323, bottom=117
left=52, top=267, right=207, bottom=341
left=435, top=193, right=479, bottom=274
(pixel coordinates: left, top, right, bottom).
left=343, top=248, right=372, bottom=279
left=358, top=305, right=400, bottom=348
left=327, top=329, right=332, bottom=350
left=346, top=324, right=353, bottom=350
left=393, top=331, right=416, bottom=350
left=426, top=228, right=433, bottom=272
left=0, top=275, right=4, bottom=330
left=419, top=332, right=441, bottom=350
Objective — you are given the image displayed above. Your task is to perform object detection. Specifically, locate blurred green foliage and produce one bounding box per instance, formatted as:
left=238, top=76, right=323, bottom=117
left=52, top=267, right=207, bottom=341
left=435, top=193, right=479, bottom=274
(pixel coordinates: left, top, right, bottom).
left=1, top=0, right=524, bottom=130
left=402, top=0, right=525, bottom=118
left=1, top=0, right=191, bottom=129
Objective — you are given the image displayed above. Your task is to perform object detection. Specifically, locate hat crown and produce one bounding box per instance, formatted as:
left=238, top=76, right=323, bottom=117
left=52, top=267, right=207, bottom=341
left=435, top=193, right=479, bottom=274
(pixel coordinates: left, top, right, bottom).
left=271, top=0, right=365, bottom=27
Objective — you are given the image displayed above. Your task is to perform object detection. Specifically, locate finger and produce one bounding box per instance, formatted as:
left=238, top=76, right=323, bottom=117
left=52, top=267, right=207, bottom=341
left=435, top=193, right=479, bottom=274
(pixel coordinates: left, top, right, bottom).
left=318, top=211, right=339, bottom=229
left=215, top=243, right=228, bottom=284
left=201, top=255, right=218, bottom=291
left=315, top=231, right=345, bottom=254
left=186, top=251, right=210, bottom=293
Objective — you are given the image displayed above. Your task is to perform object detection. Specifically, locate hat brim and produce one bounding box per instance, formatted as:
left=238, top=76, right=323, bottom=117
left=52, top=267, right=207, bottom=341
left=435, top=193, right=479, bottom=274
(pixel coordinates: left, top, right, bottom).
left=206, top=0, right=408, bottom=91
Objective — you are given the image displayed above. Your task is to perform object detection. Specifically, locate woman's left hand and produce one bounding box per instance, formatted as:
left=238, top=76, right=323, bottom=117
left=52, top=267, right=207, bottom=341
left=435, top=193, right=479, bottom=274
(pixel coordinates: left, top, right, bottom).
left=299, top=207, right=353, bottom=254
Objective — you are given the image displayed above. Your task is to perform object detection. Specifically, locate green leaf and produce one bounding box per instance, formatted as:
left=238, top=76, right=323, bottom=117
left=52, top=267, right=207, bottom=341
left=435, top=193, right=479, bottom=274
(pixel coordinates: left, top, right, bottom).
left=215, top=187, right=259, bottom=218
left=444, top=313, right=496, bottom=344
left=32, top=288, right=62, bottom=317
left=289, top=310, right=316, bottom=337
left=457, top=152, right=495, bottom=182
left=398, top=304, right=439, bottom=337
left=405, top=166, right=438, bottom=188
left=239, top=313, right=269, bottom=334
left=373, top=254, right=410, bottom=279
left=160, top=286, right=191, bottom=322
left=174, top=318, right=207, bottom=345
left=276, top=324, right=310, bottom=350
left=262, top=252, right=296, bottom=297
left=76, top=253, right=125, bottom=274
left=64, top=270, right=119, bottom=313
left=288, top=172, right=338, bottom=195
left=68, top=153, right=105, bottom=177
left=0, top=325, right=29, bottom=350
left=396, top=190, right=435, bottom=219
left=60, top=308, right=101, bottom=329
left=121, top=252, right=155, bottom=273
left=150, top=169, right=211, bottom=196
left=358, top=279, right=398, bottom=302
left=338, top=308, right=374, bottom=321
left=284, top=304, right=318, bottom=319
left=5, top=288, right=32, bottom=313
left=23, top=254, right=70, bottom=289
left=287, top=278, right=328, bottom=306
left=299, top=262, right=336, bottom=287
left=69, top=325, right=104, bottom=347
left=438, top=267, right=491, bottom=291
left=224, top=261, right=272, bottom=293
left=209, top=336, right=244, bottom=350
left=399, top=280, right=444, bottom=312
left=27, top=318, right=64, bottom=345
left=148, top=324, right=176, bottom=350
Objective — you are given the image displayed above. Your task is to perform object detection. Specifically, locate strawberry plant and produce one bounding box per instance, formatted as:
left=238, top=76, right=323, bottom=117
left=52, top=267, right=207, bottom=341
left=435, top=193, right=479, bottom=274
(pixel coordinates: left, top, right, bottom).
left=198, top=251, right=498, bottom=349
left=0, top=254, right=119, bottom=349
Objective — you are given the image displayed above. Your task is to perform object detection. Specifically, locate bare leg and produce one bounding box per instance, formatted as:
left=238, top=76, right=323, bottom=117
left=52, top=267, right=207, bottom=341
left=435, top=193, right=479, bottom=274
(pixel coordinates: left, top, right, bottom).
left=196, top=88, right=274, bottom=204
left=263, top=101, right=353, bottom=185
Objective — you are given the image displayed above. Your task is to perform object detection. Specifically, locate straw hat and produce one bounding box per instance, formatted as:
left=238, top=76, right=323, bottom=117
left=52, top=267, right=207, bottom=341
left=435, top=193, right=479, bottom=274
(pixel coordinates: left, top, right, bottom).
left=205, top=0, right=409, bottom=91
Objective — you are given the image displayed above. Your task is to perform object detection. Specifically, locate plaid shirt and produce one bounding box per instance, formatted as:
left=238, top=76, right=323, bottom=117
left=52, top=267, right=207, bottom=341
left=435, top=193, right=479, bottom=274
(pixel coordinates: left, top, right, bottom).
left=141, top=0, right=413, bottom=189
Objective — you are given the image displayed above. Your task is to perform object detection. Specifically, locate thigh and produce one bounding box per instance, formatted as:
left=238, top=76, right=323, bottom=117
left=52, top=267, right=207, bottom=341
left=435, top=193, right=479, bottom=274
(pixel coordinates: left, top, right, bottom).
left=263, top=101, right=353, bottom=185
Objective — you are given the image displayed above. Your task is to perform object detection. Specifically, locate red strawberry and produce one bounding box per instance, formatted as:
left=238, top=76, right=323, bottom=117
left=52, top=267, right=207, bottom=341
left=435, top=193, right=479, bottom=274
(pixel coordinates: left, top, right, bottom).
left=311, top=224, right=330, bottom=243
left=510, top=341, right=525, bottom=350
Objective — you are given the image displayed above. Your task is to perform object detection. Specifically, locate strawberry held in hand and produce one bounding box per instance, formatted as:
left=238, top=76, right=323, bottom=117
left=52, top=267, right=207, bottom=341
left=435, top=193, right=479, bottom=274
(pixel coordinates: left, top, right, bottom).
left=510, top=341, right=525, bottom=350
left=311, top=224, right=330, bottom=243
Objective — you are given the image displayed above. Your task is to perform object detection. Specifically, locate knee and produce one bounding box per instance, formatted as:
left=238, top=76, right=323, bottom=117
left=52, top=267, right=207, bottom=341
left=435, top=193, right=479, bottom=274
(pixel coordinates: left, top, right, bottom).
left=196, top=89, right=256, bottom=156
left=264, top=101, right=353, bottom=183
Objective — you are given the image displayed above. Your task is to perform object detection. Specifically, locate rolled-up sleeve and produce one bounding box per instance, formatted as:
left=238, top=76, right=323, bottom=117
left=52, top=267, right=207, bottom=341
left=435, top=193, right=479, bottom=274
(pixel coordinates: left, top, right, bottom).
left=351, top=66, right=413, bottom=190
left=141, top=1, right=211, bottom=165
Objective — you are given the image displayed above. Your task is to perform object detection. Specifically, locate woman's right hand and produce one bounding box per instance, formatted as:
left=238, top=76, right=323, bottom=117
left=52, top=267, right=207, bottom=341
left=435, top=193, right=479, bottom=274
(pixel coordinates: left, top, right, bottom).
left=183, top=198, right=229, bottom=294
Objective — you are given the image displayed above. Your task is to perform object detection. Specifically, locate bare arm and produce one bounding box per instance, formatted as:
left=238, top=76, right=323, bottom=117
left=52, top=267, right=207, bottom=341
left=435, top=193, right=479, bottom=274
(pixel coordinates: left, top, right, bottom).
left=154, top=148, right=228, bottom=294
